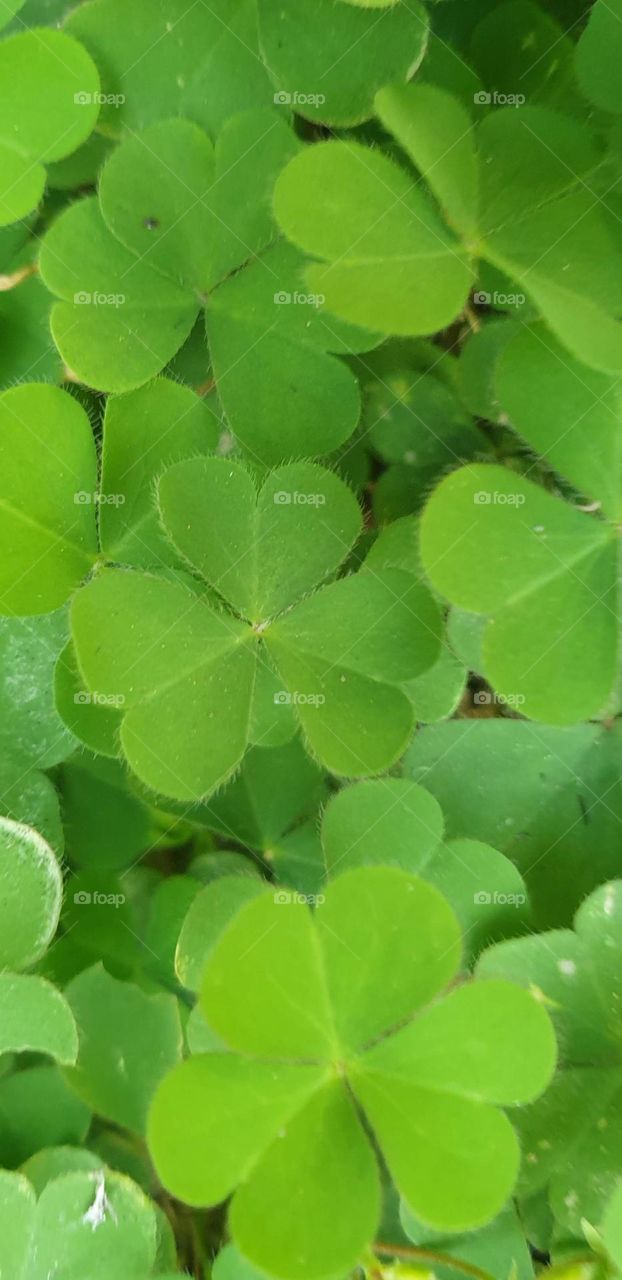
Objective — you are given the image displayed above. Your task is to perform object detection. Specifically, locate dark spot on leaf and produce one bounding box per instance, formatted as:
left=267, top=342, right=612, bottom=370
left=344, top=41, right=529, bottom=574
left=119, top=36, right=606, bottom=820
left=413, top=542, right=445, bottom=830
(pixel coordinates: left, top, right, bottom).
left=578, top=794, right=590, bottom=824
left=143, top=216, right=160, bottom=230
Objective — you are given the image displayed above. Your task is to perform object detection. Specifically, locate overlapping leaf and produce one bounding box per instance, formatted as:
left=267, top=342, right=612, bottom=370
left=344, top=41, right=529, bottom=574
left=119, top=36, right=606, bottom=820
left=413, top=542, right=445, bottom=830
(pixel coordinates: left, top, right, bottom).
left=405, top=719, right=622, bottom=927
left=70, top=459, right=441, bottom=798
left=275, top=89, right=622, bottom=373
left=0, top=28, right=100, bottom=225
left=321, top=778, right=530, bottom=956
left=478, top=881, right=622, bottom=1237
left=0, top=1166, right=166, bottom=1279
left=257, top=0, right=429, bottom=126
left=148, top=867, right=555, bottom=1278
left=0, top=384, right=98, bottom=615
left=39, top=112, right=368, bottom=464
left=420, top=317, right=622, bottom=724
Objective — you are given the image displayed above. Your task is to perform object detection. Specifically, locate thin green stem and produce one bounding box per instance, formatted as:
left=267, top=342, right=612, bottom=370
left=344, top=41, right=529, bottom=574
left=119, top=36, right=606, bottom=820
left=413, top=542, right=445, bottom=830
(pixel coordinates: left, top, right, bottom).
left=374, top=1241, right=496, bottom=1280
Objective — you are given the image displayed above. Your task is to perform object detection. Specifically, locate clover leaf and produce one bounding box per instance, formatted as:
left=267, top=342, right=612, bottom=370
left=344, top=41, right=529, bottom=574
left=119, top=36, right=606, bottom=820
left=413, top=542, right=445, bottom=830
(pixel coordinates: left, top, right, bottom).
left=420, top=316, right=622, bottom=725
left=404, top=720, right=622, bottom=930
left=274, top=88, right=622, bottom=373
left=0, top=816, right=77, bottom=1064
left=321, top=778, right=530, bottom=957
left=257, top=0, right=429, bottom=126
left=0, top=383, right=98, bottom=615
left=63, top=964, right=182, bottom=1133
left=478, top=880, right=622, bottom=1239
left=0, top=28, right=100, bottom=226
left=0, top=1166, right=168, bottom=1279
left=66, top=0, right=275, bottom=136
left=69, top=458, right=441, bottom=799
left=39, top=112, right=367, bottom=464
left=148, top=866, right=556, bottom=1279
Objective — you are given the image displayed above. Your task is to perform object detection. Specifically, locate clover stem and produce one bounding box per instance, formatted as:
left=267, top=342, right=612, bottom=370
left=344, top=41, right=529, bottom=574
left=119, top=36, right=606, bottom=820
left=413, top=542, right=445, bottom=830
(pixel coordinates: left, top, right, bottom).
left=373, top=1242, right=496, bottom=1280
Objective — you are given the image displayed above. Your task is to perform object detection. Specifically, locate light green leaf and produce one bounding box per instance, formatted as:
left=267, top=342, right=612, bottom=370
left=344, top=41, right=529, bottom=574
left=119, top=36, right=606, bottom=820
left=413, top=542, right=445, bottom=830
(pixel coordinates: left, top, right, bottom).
left=274, top=140, right=473, bottom=334
left=100, top=112, right=299, bottom=292
left=0, top=974, right=78, bottom=1063
left=207, top=241, right=363, bottom=466
left=71, top=568, right=254, bottom=800
left=148, top=1055, right=328, bottom=1207
left=158, top=458, right=362, bottom=620
left=0, top=1171, right=35, bottom=1280
left=0, top=384, right=97, bottom=614
left=230, top=1079, right=381, bottom=1280
left=176, top=875, right=265, bottom=992
left=201, top=889, right=337, bottom=1059
left=362, top=980, right=555, bottom=1104
left=99, top=378, right=220, bottom=568
left=353, top=1070, right=519, bottom=1232
left=267, top=569, right=441, bottom=775
left=496, top=326, right=622, bottom=521
left=55, top=642, right=122, bottom=759
left=0, top=28, right=100, bottom=225
left=420, top=463, right=617, bottom=723
left=39, top=199, right=198, bottom=393
left=316, top=867, right=462, bottom=1051
left=64, top=964, right=182, bottom=1133
left=602, top=1182, right=622, bottom=1269
left=375, top=83, right=478, bottom=237
left=0, top=817, right=62, bottom=970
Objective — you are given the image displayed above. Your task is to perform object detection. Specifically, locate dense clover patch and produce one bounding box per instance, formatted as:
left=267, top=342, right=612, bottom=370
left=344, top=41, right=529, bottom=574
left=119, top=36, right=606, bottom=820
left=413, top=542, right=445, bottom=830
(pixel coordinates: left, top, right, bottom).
left=1, top=0, right=622, bottom=1277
